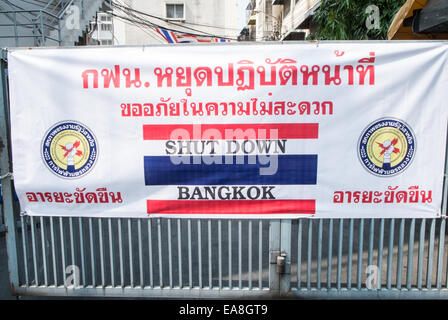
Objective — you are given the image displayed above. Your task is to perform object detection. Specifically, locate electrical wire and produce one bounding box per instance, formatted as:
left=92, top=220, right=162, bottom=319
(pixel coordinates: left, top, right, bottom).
left=109, top=0, right=239, bottom=41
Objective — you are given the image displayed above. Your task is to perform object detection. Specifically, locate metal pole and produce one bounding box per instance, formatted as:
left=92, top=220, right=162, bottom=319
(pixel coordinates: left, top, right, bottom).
left=0, top=52, right=20, bottom=293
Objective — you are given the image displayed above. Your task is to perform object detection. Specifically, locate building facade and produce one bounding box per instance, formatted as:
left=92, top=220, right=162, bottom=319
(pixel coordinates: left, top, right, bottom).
left=105, top=0, right=243, bottom=45
left=244, top=0, right=320, bottom=41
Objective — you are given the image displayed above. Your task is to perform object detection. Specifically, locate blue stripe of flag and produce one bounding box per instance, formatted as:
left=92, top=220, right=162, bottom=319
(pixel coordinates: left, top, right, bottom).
left=144, top=155, right=317, bottom=185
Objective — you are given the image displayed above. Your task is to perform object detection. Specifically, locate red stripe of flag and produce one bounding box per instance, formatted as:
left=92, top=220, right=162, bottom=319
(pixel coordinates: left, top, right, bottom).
left=147, top=199, right=315, bottom=215
left=143, top=123, right=318, bottom=140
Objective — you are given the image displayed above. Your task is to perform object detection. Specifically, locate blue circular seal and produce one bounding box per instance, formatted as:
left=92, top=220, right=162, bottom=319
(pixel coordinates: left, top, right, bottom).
left=41, top=121, right=98, bottom=179
left=358, top=118, right=416, bottom=177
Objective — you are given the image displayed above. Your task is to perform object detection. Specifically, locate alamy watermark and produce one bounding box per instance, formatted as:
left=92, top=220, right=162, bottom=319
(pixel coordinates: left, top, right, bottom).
left=365, top=5, right=380, bottom=30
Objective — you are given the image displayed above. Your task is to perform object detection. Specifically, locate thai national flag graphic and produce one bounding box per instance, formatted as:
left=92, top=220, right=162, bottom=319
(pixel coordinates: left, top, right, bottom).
left=143, top=123, right=318, bottom=216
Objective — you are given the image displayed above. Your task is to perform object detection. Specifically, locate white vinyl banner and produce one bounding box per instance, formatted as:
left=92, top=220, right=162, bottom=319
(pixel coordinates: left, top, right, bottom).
left=7, top=42, right=448, bottom=218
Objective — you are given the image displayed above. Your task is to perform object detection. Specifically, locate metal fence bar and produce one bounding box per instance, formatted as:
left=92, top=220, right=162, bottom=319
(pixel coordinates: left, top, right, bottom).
left=396, top=219, right=405, bottom=289
left=79, top=218, right=85, bottom=287
left=317, top=219, right=323, bottom=289
left=427, top=218, right=436, bottom=289
left=108, top=218, right=115, bottom=288
left=99, top=218, right=105, bottom=287
left=357, top=219, right=364, bottom=290
left=377, top=219, right=385, bottom=288
left=30, top=216, right=38, bottom=285
left=228, top=220, right=232, bottom=289
left=20, top=216, right=29, bottom=287
left=258, top=220, right=262, bottom=290
left=208, top=220, right=212, bottom=289
left=297, top=219, right=302, bottom=289
left=188, top=219, right=192, bottom=288
left=406, top=219, right=416, bottom=289
left=60, top=217, right=67, bottom=287
left=306, top=220, right=312, bottom=290
left=118, top=219, right=124, bottom=287
left=138, top=219, right=143, bottom=288
left=327, top=219, right=333, bottom=289
left=336, top=219, right=343, bottom=290
left=40, top=216, right=48, bottom=286
left=147, top=219, right=153, bottom=288
left=198, top=220, right=203, bottom=289
left=417, top=219, right=426, bottom=289
left=347, top=219, right=354, bottom=289
left=248, top=220, right=252, bottom=290
left=386, top=219, right=395, bottom=289
left=238, top=220, right=242, bottom=289
left=177, top=219, right=182, bottom=288
left=157, top=218, right=162, bottom=288
left=218, top=220, right=222, bottom=289
left=436, top=218, right=446, bottom=289
left=167, top=219, right=172, bottom=288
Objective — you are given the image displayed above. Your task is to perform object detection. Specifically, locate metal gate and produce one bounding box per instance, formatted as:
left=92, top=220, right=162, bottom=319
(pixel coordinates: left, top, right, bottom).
left=1, top=51, right=448, bottom=299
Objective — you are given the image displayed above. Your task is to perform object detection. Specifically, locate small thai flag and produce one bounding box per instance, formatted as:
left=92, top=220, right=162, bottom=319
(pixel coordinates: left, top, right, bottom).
left=143, top=123, right=318, bottom=216
left=154, top=27, right=231, bottom=44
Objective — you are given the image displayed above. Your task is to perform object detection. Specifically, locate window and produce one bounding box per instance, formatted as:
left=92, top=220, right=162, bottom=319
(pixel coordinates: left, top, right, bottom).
left=100, top=23, right=112, bottom=31
left=166, top=3, right=184, bottom=20
left=100, top=39, right=113, bottom=45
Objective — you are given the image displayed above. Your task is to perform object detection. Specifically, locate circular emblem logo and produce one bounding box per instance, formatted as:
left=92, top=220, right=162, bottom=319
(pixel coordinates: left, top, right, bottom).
left=358, top=118, right=416, bottom=177
left=41, top=121, right=98, bottom=179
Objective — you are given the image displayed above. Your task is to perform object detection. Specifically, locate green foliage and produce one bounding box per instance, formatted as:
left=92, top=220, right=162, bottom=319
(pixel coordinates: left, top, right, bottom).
left=307, top=0, right=406, bottom=40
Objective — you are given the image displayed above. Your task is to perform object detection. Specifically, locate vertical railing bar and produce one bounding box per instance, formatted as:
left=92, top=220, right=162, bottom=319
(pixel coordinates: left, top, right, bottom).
left=60, top=217, right=66, bottom=287
left=40, top=216, right=48, bottom=287
left=386, top=219, right=395, bottom=290
left=356, top=219, right=364, bottom=290
left=347, top=219, right=354, bottom=289
left=148, top=219, right=153, bottom=288
left=377, top=219, right=385, bottom=289
left=177, top=219, right=182, bottom=288
left=157, top=218, right=162, bottom=288
left=69, top=217, right=76, bottom=285
left=21, top=216, right=29, bottom=286
left=78, top=217, right=85, bottom=287
left=406, top=219, right=416, bottom=290
left=436, top=218, right=446, bottom=289
left=128, top=219, right=134, bottom=287
left=337, top=219, right=343, bottom=290
left=88, top=218, right=95, bottom=287
left=138, top=219, right=144, bottom=288
left=188, top=219, right=192, bottom=288
left=248, top=220, right=252, bottom=290
left=368, top=219, right=375, bottom=268
left=258, top=220, right=262, bottom=290
left=317, top=219, right=323, bottom=289
left=417, top=219, right=426, bottom=289
left=238, top=220, right=242, bottom=289
left=307, top=219, right=312, bottom=290
left=396, top=218, right=405, bottom=289
left=108, top=218, right=115, bottom=288
left=198, top=220, right=202, bottom=289
left=99, top=218, right=105, bottom=287
left=208, top=220, right=212, bottom=289
left=168, top=219, right=173, bottom=288
left=218, top=219, right=222, bottom=289
left=118, top=219, right=124, bottom=287
left=297, top=219, right=302, bottom=289
left=426, top=218, right=436, bottom=289
left=228, top=220, right=232, bottom=289
left=327, top=219, right=333, bottom=289
left=30, top=216, right=38, bottom=286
